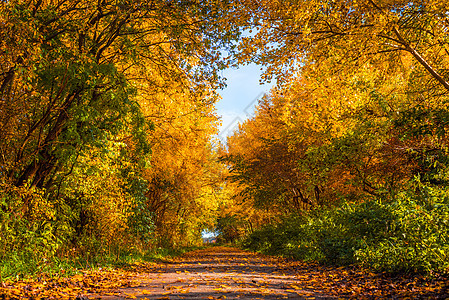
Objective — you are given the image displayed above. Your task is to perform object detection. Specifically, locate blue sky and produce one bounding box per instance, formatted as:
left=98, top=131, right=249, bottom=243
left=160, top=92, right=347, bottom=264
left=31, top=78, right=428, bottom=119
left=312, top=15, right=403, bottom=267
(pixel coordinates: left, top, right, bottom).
left=215, top=63, right=275, bottom=142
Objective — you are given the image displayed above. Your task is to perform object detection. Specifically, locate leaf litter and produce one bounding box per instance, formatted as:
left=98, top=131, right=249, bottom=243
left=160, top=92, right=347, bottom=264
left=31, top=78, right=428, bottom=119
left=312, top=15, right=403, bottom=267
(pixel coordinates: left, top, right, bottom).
left=0, top=246, right=448, bottom=299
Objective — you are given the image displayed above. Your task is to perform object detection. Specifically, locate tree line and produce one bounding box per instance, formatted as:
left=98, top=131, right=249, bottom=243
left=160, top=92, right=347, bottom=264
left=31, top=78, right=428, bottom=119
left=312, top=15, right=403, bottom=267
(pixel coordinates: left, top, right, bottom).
left=1, top=0, right=449, bottom=277
left=219, top=0, right=449, bottom=273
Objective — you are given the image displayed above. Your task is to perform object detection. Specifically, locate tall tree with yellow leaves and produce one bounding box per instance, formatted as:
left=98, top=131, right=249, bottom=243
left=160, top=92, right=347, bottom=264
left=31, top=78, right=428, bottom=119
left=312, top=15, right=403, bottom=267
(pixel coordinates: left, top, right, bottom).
left=0, top=0, right=241, bottom=265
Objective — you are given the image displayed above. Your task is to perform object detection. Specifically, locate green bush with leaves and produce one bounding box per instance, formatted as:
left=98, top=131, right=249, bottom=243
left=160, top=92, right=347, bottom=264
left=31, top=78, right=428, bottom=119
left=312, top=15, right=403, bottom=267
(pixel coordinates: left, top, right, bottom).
left=0, top=183, right=70, bottom=277
left=356, top=183, right=449, bottom=273
left=242, top=181, right=449, bottom=274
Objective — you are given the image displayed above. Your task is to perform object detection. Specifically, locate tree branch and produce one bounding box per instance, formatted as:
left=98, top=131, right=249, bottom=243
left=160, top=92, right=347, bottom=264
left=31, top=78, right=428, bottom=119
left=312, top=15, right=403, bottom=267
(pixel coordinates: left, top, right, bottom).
left=392, top=26, right=449, bottom=92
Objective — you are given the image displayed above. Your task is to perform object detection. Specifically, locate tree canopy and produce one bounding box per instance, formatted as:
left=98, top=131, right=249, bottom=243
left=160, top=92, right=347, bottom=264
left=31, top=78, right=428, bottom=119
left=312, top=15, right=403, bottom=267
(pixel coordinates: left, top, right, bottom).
left=1, top=0, right=449, bottom=279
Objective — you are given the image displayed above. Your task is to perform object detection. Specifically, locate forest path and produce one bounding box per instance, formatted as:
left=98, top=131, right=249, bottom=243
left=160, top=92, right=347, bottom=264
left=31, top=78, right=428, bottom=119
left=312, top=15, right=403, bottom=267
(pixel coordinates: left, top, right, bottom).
left=2, top=246, right=447, bottom=299
left=98, top=246, right=333, bottom=299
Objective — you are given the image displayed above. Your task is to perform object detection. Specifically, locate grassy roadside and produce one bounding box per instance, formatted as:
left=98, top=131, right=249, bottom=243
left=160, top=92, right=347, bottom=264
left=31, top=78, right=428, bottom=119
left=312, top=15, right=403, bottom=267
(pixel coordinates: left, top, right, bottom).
left=0, top=245, right=208, bottom=283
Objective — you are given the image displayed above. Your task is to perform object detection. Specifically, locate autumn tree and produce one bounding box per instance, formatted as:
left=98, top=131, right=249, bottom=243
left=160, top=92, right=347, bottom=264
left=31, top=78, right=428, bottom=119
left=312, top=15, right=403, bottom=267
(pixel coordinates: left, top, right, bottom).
left=0, top=0, right=241, bottom=266
left=235, top=0, right=448, bottom=89
left=240, top=0, right=449, bottom=178
left=136, top=80, right=224, bottom=246
left=222, top=55, right=443, bottom=223
left=0, top=0, right=237, bottom=190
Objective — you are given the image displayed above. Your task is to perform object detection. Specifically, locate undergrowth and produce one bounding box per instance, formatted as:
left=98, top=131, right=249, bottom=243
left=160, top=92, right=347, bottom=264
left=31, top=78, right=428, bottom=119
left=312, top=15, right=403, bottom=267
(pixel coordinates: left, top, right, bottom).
left=0, top=245, right=205, bottom=282
left=0, top=182, right=207, bottom=281
left=241, top=182, right=449, bottom=275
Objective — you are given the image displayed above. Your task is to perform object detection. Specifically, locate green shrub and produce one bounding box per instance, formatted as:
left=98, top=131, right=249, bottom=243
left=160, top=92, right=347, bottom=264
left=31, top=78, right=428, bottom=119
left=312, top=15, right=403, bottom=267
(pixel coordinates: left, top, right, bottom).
left=242, top=182, right=449, bottom=274
left=356, top=184, right=449, bottom=273
left=0, top=183, right=67, bottom=278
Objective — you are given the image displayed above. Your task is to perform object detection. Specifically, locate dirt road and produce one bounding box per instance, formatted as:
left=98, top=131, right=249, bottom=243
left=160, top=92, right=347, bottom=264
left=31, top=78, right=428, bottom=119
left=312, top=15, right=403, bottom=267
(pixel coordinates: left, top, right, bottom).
left=100, top=246, right=332, bottom=299
left=2, top=246, right=447, bottom=299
